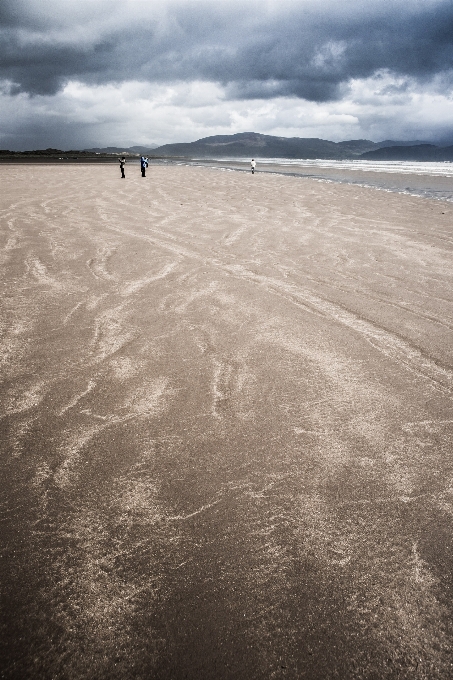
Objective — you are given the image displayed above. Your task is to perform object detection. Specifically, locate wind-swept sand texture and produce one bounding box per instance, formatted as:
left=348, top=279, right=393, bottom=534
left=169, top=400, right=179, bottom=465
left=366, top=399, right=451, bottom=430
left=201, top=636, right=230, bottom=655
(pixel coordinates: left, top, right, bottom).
left=1, top=164, right=453, bottom=679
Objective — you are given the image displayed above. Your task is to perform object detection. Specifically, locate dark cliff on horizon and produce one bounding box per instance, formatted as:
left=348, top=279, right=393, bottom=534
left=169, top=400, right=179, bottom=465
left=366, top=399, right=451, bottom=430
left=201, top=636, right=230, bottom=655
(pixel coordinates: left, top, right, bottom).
left=150, top=132, right=453, bottom=161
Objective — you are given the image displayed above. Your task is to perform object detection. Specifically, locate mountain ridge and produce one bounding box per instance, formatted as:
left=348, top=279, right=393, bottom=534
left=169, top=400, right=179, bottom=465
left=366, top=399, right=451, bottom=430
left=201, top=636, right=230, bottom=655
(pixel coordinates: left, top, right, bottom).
left=3, top=135, right=451, bottom=161
left=149, top=132, right=445, bottom=160
left=83, top=145, right=158, bottom=154
left=360, top=144, right=453, bottom=161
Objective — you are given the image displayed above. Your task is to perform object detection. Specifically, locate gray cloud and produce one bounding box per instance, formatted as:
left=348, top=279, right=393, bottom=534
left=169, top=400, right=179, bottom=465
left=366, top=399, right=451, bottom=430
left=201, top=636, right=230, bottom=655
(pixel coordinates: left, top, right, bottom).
left=1, top=0, right=452, bottom=100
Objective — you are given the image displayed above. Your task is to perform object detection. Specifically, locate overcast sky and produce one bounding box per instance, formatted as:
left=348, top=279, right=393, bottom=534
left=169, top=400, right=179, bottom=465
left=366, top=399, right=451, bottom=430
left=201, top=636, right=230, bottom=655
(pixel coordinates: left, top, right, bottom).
left=1, top=0, right=453, bottom=150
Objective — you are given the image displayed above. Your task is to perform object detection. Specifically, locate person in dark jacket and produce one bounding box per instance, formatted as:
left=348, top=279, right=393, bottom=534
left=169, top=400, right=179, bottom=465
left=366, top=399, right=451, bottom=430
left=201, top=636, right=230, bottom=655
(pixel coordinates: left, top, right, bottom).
left=140, top=156, right=148, bottom=177
left=118, top=156, right=126, bottom=178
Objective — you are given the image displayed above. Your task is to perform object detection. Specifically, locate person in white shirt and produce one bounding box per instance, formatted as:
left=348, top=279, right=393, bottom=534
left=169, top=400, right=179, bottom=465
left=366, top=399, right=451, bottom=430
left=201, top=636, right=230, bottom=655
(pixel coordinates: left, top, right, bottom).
left=251, top=159, right=256, bottom=174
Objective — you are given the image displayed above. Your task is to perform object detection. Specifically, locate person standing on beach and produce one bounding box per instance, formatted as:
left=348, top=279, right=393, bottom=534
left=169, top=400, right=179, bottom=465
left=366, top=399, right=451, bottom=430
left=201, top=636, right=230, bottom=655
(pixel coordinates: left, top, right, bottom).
left=118, top=156, right=126, bottom=178
left=251, top=158, right=256, bottom=174
left=140, top=156, right=148, bottom=178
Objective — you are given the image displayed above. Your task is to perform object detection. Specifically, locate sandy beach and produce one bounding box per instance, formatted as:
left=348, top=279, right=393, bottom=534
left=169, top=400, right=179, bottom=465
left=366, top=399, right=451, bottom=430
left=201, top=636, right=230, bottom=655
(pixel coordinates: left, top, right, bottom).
left=1, top=163, right=453, bottom=679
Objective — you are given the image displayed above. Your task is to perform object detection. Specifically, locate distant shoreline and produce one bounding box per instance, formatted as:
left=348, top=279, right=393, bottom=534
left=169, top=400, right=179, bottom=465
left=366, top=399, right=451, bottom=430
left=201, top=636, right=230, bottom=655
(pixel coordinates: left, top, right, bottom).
left=2, top=153, right=453, bottom=165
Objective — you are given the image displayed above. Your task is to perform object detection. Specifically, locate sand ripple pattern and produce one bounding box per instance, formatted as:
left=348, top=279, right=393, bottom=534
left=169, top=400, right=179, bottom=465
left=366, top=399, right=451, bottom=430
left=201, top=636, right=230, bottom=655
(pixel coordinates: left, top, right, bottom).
left=1, top=164, right=453, bottom=679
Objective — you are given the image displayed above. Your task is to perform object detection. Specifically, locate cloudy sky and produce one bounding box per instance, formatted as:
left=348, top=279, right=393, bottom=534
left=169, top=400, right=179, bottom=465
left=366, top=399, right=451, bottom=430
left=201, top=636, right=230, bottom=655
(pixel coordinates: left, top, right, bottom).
left=1, top=0, right=453, bottom=150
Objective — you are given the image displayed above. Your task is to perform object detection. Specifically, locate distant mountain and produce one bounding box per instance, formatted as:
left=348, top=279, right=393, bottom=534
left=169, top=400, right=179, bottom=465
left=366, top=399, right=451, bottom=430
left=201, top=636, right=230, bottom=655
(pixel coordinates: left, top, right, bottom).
left=4, top=137, right=448, bottom=161
left=374, top=140, right=431, bottom=148
left=336, top=140, right=380, bottom=155
left=360, top=144, right=453, bottom=161
left=150, top=133, right=437, bottom=160
left=129, top=144, right=159, bottom=152
left=84, top=145, right=158, bottom=154
left=152, top=133, right=355, bottom=159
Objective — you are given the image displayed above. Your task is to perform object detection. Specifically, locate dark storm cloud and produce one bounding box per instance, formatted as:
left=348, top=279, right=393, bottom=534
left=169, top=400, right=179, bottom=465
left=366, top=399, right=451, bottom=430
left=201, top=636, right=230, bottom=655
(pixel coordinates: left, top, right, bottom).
left=1, top=0, right=453, bottom=101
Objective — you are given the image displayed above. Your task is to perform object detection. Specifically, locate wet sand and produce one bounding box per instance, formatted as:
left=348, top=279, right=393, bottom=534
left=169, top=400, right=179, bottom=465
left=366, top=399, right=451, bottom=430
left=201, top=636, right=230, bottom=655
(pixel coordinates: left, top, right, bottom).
left=1, top=164, right=453, bottom=679
left=191, top=159, right=453, bottom=202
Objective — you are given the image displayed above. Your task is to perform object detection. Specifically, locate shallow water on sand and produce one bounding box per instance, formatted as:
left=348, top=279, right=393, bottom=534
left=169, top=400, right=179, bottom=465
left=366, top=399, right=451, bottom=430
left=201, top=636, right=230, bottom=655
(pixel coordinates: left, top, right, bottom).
left=190, top=157, right=453, bottom=202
